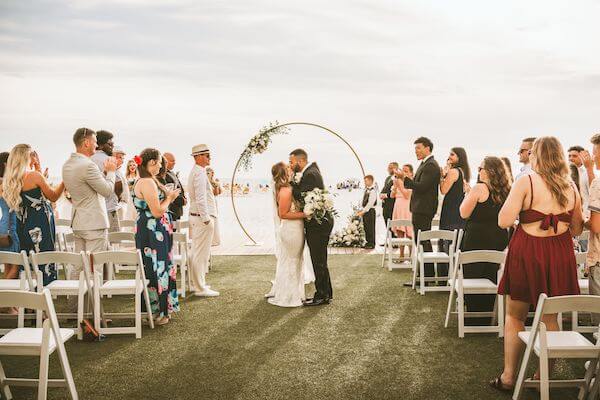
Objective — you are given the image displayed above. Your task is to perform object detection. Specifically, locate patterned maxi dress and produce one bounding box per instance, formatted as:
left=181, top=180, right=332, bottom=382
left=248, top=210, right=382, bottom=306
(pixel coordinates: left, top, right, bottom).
left=133, top=192, right=179, bottom=317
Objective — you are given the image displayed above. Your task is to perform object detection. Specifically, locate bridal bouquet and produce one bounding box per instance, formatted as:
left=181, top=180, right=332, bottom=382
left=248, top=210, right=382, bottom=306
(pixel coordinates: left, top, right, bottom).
left=329, top=205, right=366, bottom=248
left=303, top=188, right=337, bottom=224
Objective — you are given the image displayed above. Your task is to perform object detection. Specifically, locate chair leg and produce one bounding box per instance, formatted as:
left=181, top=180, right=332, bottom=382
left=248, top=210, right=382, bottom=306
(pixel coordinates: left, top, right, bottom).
left=77, top=289, right=84, bottom=341
left=181, top=265, right=186, bottom=298
left=0, top=360, right=13, bottom=400
left=135, top=283, right=142, bottom=339
left=573, top=311, right=579, bottom=332
left=579, top=358, right=597, bottom=400
left=513, top=336, right=535, bottom=400
left=142, top=282, right=155, bottom=330
left=93, top=285, right=101, bottom=334
left=38, top=321, right=51, bottom=400
left=444, top=285, right=455, bottom=328
left=458, top=289, right=465, bottom=338
left=55, top=336, right=79, bottom=400
left=411, top=257, right=418, bottom=290
left=381, top=236, right=387, bottom=268
left=539, top=353, right=550, bottom=400
left=419, top=259, right=425, bottom=296
left=498, top=295, right=505, bottom=338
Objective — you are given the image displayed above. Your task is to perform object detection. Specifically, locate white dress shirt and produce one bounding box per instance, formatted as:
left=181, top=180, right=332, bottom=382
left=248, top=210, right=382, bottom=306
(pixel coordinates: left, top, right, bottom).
left=91, top=150, right=121, bottom=212
left=579, top=165, right=591, bottom=218
left=187, top=164, right=217, bottom=223
left=515, top=164, right=533, bottom=182
left=362, top=185, right=378, bottom=213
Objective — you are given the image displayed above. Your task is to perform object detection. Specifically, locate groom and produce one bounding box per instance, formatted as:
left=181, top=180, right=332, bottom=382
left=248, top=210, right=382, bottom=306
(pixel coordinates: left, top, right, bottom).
left=289, top=149, right=334, bottom=306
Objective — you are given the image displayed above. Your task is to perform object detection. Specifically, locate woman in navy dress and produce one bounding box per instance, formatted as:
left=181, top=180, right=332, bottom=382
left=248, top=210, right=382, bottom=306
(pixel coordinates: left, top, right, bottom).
left=2, top=145, right=64, bottom=285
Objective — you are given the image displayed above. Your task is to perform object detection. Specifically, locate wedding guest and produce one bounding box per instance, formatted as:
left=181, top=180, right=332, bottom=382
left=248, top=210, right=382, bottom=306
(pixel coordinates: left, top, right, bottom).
left=91, top=130, right=122, bottom=232
left=3, top=144, right=64, bottom=285
left=585, top=133, right=600, bottom=324
left=157, top=155, right=168, bottom=186
left=459, top=157, right=510, bottom=315
left=126, top=159, right=139, bottom=193
left=439, top=147, right=470, bottom=277
left=491, top=137, right=583, bottom=392
left=113, top=146, right=131, bottom=221
left=514, top=137, right=535, bottom=181
left=0, top=152, right=20, bottom=280
left=187, top=144, right=219, bottom=297
left=501, top=157, right=514, bottom=185
left=380, top=162, right=398, bottom=241
left=395, top=137, right=440, bottom=282
left=568, top=145, right=594, bottom=218
left=133, top=148, right=180, bottom=325
left=63, top=128, right=117, bottom=281
left=570, top=164, right=581, bottom=193
left=206, top=167, right=221, bottom=246
left=357, top=175, right=377, bottom=249
left=163, top=152, right=187, bottom=223
left=391, top=164, right=413, bottom=259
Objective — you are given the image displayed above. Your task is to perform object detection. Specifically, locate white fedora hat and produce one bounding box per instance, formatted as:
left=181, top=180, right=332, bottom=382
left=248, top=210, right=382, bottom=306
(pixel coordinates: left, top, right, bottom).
left=191, top=144, right=210, bottom=156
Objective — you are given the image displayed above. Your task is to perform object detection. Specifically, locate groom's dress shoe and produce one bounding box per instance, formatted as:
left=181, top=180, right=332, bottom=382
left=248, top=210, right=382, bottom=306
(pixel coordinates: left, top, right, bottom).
left=303, top=298, right=330, bottom=307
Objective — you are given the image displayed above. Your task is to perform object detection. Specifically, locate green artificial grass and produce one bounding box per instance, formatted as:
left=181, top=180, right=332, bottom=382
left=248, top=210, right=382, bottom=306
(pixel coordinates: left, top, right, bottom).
left=1, top=255, right=587, bottom=399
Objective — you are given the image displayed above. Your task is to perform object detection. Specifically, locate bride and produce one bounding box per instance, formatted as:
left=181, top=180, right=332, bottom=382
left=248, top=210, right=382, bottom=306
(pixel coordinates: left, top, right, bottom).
left=266, top=162, right=314, bottom=307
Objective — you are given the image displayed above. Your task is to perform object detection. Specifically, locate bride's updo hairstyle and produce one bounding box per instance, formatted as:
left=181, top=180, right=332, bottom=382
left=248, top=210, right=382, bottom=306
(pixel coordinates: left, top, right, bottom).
left=271, top=162, right=289, bottom=192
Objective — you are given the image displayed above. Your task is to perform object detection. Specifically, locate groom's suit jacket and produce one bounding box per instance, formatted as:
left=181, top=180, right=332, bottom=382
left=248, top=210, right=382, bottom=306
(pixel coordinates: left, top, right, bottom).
left=293, top=163, right=331, bottom=230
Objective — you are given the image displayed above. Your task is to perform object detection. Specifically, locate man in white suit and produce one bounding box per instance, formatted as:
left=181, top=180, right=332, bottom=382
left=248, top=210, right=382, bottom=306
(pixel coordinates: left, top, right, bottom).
left=188, top=144, right=219, bottom=297
left=63, top=127, right=117, bottom=280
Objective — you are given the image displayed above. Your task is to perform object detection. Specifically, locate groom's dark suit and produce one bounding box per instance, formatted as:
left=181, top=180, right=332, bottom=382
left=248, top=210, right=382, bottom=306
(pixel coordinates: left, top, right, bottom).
left=293, top=163, right=334, bottom=301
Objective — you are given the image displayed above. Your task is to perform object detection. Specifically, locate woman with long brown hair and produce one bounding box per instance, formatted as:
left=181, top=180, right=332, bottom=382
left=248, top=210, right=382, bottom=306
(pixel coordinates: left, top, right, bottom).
left=133, top=148, right=181, bottom=325
left=459, top=156, right=511, bottom=316
left=266, top=162, right=307, bottom=308
left=490, top=137, right=583, bottom=392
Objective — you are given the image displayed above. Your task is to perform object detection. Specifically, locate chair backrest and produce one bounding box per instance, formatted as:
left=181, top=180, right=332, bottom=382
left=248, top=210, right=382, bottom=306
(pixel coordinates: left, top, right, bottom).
left=538, top=294, right=600, bottom=315
left=108, top=232, right=136, bottom=244
left=388, top=219, right=412, bottom=229
left=55, top=218, right=72, bottom=228
left=120, top=219, right=136, bottom=228
left=62, top=232, right=76, bottom=252
left=91, top=250, right=141, bottom=268
left=172, top=232, right=188, bottom=244
left=0, top=251, right=35, bottom=290
left=457, top=250, right=506, bottom=266
left=30, top=251, right=90, bottom=284
left=175, top=220, right=189, bottom=231
left=0, top=289, right=51, bottom=312
left=417, top=229, right=456, bottom=242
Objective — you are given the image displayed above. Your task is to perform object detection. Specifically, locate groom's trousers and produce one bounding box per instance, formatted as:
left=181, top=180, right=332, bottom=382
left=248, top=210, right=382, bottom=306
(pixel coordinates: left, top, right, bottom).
left=189, top=215, right=215, bottom=291
left=305, top=218, right=334, bottom=300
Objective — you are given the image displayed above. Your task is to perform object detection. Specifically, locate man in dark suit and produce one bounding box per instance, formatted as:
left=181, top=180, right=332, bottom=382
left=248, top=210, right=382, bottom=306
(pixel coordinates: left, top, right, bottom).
left=290, top=148, right=334, bottom=306
left=379, top=162, right=398, bottom=242
left=164, top=152, right=187, bottom=222
left=395, top=137, right=440, bottom=280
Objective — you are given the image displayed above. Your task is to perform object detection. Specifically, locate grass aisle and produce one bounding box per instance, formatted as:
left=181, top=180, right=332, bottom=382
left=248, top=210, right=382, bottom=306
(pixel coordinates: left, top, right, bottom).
left=3, top=254, right=585, bottom=399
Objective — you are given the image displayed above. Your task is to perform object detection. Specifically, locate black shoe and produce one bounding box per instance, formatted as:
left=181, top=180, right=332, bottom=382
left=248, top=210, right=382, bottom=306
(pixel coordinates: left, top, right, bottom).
left=303, top=297, right=331, bottom=306
left=363, top=245, right=375, bottom=249
left=403, top=282, right=413, bottom=287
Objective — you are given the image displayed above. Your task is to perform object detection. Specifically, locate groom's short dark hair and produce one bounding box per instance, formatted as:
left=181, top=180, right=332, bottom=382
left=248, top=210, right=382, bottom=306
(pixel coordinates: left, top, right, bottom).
left=290, top=148, right=308, bottom=160
left=414, top=136, right=433, bottom=151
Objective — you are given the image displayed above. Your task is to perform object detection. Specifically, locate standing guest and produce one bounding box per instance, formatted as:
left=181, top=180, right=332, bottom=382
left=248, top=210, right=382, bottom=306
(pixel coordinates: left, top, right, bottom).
left=379, top=162, right=398, bottom=241
left=206, top=167, right=221, bottom=246
left=570, top=164, right=581, bottom=192
left=63, top=128, right=117, bottom=281
left=395, top=137, right=441, bottom=283
left=91, top=130, right=122, bottom=232
left=113, top=146, right=130, bottom=221
left=3, top=145, right=64, bottom=285
left=459, top=157, right=510, bottom=314
left=491, top=137, right=583, bottom=392
left=357, top=175, right=377, bottom=249
left=391, top=164, right=413, bottom=259
left=501, top=157, right=514, bottom=185
left=187, top=144, right=220, bottom=297
left=163, top=152, right=187, bottom=223
left=125, top=159, right=139, bottom=193
left=156, top=156, right=169, bottom=186
left=568, top=145, right=594, bottom=218
left=0, top=152, right=20, bottom=281
left=514, top=137, right=536, bottom=181
left=439, top=147, right=470, bottom=277
left=133, top=148, right=180, bottom=325
left=586, top=133, right=600, bottom=325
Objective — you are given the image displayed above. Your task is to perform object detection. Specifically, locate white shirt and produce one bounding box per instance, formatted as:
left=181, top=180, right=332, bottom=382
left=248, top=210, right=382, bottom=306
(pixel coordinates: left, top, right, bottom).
left=187, top=164, right=217, bottom=223
left=362, top=185, right=378, bottom=213
left=579, top=165, right=591, bottom=218
left=515, top=164, right=533, bottom=182
left=91, top=150, right=121, bottom=212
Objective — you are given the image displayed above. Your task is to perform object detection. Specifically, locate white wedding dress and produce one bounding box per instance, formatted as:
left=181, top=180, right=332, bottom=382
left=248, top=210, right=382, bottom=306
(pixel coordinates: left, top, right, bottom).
left=267, top=187, right=315, bottom=308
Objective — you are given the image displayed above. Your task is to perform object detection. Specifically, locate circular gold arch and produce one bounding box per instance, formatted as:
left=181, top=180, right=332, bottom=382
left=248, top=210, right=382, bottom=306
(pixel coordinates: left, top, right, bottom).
left=231, top=122, right=366, bottom=245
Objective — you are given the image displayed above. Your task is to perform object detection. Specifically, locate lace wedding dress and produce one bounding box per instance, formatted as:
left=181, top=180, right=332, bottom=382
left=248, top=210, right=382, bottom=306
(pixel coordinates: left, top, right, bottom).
left=267, top=187, right=315, bottom=307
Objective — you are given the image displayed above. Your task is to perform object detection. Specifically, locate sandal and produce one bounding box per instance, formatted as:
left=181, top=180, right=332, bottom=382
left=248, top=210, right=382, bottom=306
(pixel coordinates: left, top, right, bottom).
left=489, top=376, right=514, bottom=392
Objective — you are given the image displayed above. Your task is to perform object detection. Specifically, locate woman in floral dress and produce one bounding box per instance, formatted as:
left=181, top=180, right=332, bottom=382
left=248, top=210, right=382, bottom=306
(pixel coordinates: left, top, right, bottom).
left=132, top=148, right=181, bottom=326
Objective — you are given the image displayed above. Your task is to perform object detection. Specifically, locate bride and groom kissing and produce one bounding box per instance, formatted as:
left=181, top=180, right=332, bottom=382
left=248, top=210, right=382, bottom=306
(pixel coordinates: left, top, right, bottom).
left=266, top=149, right=334, bottom=307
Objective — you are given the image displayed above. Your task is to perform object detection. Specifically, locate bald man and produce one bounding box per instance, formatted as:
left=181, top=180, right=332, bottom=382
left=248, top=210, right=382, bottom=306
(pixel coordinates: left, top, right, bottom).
left=164, top=152, right=187, bottom=221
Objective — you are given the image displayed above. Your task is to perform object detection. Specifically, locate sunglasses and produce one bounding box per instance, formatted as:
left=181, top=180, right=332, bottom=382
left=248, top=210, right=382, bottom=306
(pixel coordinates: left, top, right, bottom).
left=518, top=148, right=529, bottom=154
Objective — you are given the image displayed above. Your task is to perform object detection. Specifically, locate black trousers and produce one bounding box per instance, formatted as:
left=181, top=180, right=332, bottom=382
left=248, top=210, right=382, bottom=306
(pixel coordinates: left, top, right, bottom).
left=382, top=203, right=395, bottom=238
left=306, top=219, right=334, bottom=300
left=412, top=212, right=435, bottom=276
left=363, top=209, right=376, bottom=247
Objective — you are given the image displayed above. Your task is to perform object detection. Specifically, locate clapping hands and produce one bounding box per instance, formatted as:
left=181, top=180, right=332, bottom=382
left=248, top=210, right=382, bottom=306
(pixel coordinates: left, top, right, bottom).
left=581, top=150, right=594, bottom=170
left=103, top=157, right=118, bottom=173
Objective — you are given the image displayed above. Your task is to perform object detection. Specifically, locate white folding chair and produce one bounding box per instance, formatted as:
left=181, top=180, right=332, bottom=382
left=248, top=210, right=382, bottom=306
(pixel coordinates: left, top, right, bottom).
left=172, top=232, right=190, bottom=297
left=54, top=219, right=71, bottom=228
left=411, top=229, right=457, bottom=295
left=381, top=219, right=413, bottom=271
left=513, top=294, right=600, bottom=400
left=90, top=250, right=154, bottom=338
left=30, top=251, right=93, bottom=340
left=61, top=232, right=76, bottom=253
left=119, top=219, right=136, bottom=232
left=444, top=250, right=506, bottom=338
left=571, top=252, right=596, bottom=333
left=0, top=289, right=78, bottom=400
left=0, top=251, right=40, bottom=332
left=174, top=220, right=189, bottom=232
left=108, top=232, right=137, bottom=275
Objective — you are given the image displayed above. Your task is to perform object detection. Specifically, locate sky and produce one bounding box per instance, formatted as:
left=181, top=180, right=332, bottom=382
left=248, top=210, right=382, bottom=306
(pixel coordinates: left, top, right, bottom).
left=1, top=0, right=600, bottom=184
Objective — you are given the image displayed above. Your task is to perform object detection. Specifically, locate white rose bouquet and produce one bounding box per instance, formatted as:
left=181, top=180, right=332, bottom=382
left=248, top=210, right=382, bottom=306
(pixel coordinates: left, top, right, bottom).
left=302, top=188, right=337, bottom=224
left=329, top=205, right=366, bottom=247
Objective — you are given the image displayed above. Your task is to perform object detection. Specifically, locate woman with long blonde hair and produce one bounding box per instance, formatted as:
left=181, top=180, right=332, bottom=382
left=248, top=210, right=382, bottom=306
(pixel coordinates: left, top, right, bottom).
left=2, top=144, right=64, bottom=284
left=490, top=137, right=583, bottom=392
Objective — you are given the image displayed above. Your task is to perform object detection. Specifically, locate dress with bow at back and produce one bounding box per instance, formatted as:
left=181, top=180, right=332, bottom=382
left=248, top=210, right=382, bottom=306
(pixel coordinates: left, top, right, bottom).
left=498, top=176, right=579, bottom=305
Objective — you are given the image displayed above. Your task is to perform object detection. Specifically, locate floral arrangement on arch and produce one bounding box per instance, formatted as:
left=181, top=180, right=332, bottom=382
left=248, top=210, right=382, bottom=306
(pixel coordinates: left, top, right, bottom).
left=329, top=204, right=366, bottom=248
left=238, top=121, right=290, bottom=171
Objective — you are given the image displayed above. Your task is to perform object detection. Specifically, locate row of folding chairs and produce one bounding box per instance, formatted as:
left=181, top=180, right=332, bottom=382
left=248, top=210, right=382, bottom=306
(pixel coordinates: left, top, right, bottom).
left=380, top=217, right=440, bottom=271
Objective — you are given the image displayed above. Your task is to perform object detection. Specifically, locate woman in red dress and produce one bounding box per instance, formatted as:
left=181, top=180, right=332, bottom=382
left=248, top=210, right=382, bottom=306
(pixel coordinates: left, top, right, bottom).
left=490, top=136, right=584, bottom=392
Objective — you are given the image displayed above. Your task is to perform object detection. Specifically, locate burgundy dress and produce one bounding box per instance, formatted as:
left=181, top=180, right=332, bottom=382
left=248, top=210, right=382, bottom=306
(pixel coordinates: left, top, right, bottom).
left=498, top=176, right=579, bottom=305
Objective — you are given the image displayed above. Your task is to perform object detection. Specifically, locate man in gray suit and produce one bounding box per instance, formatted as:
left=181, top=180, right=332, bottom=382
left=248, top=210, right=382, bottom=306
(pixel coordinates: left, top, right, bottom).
left=63, top=127, right=117, bottom=281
